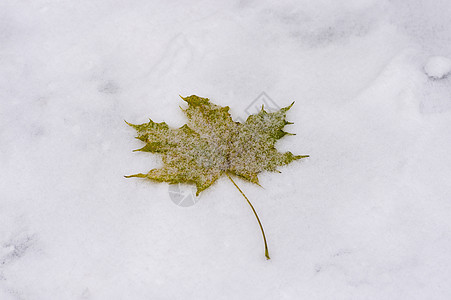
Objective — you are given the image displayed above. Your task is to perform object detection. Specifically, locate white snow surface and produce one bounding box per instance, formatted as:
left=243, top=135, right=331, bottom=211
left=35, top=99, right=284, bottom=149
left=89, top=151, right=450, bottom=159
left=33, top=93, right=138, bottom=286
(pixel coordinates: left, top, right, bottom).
left=424, top=56, right=451, bottom=79
left=2, top=0, right=451, bottom=299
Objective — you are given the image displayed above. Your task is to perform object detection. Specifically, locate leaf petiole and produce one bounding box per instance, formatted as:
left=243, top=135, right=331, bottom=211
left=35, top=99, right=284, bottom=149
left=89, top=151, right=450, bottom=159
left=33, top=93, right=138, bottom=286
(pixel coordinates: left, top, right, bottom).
left=226, top=172, right=270, bottom=260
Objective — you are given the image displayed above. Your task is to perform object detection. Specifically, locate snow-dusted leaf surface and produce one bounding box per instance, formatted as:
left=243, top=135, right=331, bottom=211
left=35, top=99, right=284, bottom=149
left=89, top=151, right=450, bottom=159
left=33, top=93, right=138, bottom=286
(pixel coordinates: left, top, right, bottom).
left=2, top=0, right=451, bottom=299
left=126, top=95, right=306, bottom=195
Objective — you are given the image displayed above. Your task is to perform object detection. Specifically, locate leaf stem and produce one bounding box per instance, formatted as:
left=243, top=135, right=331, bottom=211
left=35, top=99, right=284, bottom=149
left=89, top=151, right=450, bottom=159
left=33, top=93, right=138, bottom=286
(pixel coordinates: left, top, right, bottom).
left=226, top=172, right=270, bottom=260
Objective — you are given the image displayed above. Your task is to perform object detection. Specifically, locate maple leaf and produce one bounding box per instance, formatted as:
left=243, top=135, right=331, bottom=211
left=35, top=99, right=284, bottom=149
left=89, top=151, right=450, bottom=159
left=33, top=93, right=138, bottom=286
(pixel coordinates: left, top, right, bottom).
left=126, top=95, right=308, bottom=259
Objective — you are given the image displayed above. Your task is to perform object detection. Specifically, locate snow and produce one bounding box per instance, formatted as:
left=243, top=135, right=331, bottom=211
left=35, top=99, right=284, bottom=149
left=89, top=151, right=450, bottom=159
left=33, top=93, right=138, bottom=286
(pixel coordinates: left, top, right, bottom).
left=424, top=56, right=451, bottom=79
left=2, top=0, right=451, bottom=299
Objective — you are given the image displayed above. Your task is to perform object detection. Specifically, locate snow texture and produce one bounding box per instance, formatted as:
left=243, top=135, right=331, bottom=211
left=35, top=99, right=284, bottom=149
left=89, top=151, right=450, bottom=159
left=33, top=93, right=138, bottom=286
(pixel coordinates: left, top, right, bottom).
left=1, top=0, right=451, bottom=299
left=424, top=56, right=451, bottom=79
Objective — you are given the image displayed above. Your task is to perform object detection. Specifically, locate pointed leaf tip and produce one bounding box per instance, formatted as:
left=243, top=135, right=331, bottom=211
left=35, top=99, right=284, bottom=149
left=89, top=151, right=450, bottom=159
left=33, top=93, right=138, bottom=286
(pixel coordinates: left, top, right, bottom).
left=280, top=101, right=295, bottom=112
left=294, top=155, right=309, bottom=160
left=125, top=120, right=141, bottom=130
left=287, top=101, right=295, bottom=110
left=124, top=173, right=148, bottom=178
left=132, top=146, right=149, bottom=152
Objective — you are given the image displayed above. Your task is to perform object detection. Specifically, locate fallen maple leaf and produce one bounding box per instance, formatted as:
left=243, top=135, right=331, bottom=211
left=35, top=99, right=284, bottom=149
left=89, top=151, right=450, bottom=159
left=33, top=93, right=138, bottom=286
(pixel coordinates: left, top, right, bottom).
left=126, top=95, right=308, bottom=259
